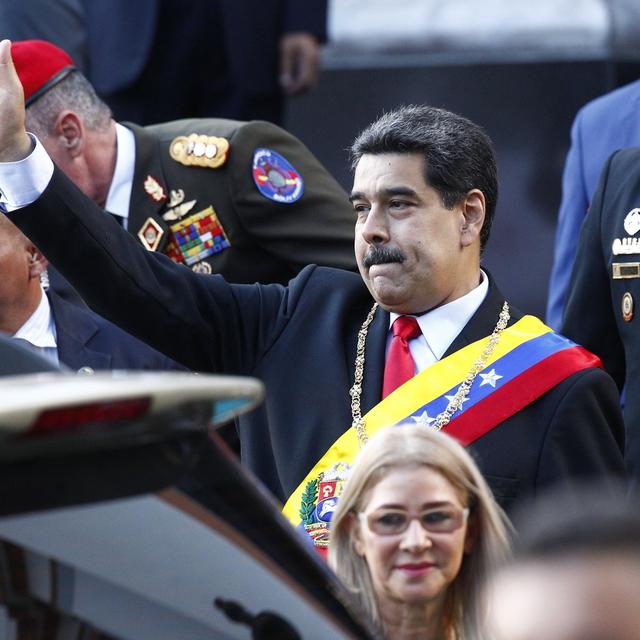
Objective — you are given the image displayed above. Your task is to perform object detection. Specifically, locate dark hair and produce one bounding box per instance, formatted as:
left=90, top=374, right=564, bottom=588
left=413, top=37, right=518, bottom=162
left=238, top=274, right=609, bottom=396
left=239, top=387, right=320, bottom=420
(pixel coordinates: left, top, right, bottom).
left=350, top=105, right=498, bottom=250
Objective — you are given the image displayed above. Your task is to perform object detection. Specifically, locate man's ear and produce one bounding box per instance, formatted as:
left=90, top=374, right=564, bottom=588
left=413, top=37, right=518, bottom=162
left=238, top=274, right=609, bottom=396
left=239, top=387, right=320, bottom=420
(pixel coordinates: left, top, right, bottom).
left=460, top=189, right=485, bottom=247
left=27, top=245, right=48, bottom=280
left=53, top=111, right=84, bottom=158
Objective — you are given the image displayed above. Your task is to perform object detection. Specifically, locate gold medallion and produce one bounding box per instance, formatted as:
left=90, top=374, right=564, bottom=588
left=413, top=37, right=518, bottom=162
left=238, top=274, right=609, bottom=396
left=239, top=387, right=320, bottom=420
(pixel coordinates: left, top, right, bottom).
left=622, top=292, right=634, bottom=322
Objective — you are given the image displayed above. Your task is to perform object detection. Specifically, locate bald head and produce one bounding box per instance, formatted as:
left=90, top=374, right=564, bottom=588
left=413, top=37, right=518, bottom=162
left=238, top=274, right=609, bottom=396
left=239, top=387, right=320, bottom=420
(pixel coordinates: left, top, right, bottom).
left=0, top=215, right=47, bottom=334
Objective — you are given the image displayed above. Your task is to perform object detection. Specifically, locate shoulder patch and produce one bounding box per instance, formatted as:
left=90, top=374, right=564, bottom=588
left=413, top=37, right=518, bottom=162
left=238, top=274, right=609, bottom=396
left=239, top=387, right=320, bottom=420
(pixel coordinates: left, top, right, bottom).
left=252, top=148, right=304, bottom=204
left=169, top=134, right=229, bottom=168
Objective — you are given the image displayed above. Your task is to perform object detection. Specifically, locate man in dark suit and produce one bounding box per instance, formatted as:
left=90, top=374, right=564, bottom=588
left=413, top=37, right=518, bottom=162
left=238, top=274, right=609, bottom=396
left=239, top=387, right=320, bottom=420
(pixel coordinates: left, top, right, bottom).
left=81, top=0, right=326, bottom=125
left=562, top=147, right=640, bottom=485
left=12, top=39, right=356, bottom=284
left=0, top=40, right=624, bottom=546
left=0, top=213, right=179, bottom=372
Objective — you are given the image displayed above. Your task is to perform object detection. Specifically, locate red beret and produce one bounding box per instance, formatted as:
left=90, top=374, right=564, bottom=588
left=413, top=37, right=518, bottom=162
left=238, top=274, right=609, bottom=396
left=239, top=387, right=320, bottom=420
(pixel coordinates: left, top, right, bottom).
left=11, top=39, right=76, bottom=106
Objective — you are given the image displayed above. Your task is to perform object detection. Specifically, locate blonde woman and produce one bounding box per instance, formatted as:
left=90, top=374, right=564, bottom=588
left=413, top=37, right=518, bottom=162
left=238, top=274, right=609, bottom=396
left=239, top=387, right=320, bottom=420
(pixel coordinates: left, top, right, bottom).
left=329, top=425, right=511, bottom=639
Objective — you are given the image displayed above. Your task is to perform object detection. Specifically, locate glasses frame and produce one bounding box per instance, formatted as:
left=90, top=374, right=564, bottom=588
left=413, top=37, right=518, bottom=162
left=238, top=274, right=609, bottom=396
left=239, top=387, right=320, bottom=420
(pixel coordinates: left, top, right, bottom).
left=357, top=506, right=470, bottom=536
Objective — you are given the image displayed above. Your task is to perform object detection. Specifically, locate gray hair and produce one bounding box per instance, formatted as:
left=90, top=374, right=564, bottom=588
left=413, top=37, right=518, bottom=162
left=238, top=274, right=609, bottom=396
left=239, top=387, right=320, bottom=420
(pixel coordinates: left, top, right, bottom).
left=328, top=424, right=511, bottom=639
left=25, top=71, right=112, bottom=138
left=350, top=105, right=498, bottom=251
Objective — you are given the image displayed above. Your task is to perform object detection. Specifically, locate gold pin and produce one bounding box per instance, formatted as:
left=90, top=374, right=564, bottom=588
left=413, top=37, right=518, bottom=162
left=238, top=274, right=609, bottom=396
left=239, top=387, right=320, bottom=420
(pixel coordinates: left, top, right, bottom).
left=192, top=261, right=212, bottom=274
left=143, top=175, right=167, bottom=202
left=169, top=134, right=229, bottom=168
left=622, top=292, right=634, bottom=322
left=137, top=217, right=164, bottom=252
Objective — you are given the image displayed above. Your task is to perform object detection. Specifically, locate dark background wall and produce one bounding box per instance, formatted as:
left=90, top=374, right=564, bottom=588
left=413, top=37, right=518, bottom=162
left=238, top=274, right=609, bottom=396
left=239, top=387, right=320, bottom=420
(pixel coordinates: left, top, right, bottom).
left=285, top=60, right=639, bottom=318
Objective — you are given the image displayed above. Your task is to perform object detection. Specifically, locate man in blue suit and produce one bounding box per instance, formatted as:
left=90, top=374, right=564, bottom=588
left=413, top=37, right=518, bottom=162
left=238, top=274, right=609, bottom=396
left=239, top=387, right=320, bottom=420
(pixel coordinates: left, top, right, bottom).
left=0, top=214, right=180, bottom=372
left=546, top=79, right=640, bottom=330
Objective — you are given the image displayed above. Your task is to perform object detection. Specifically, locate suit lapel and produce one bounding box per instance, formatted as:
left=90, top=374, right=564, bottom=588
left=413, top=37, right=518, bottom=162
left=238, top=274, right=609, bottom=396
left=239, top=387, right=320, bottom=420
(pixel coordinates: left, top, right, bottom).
left=125, top=123, right=170, bottom=249
left=48, top=292, right=112, bottom=371
left=360, top=304, right=388, bottom=414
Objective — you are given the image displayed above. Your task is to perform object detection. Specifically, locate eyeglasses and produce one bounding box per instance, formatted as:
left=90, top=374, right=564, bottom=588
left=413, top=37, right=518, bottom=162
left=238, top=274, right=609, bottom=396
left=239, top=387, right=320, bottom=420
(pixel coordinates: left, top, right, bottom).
left=358, top=506, right=469, bottom=536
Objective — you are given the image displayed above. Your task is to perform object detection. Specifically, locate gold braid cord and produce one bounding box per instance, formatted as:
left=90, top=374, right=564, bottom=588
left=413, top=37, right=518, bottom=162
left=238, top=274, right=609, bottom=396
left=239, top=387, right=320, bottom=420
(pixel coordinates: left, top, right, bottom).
left=349, top=301, right=510, bottom=446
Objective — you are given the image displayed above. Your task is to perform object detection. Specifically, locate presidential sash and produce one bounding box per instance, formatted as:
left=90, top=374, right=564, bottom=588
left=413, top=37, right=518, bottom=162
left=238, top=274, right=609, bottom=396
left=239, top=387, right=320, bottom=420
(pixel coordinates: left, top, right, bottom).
left=282, top=315, right=601, bottom=553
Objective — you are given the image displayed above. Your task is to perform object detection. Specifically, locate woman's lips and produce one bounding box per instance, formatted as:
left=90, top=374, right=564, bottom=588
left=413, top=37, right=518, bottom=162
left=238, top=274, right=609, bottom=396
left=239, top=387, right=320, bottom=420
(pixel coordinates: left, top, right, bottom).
left=396, top=562, right=435, bottom=576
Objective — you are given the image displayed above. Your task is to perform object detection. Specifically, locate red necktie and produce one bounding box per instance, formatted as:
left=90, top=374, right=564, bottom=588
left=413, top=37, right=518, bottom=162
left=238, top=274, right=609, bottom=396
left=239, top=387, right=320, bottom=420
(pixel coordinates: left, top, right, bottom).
left=382, top=316, right=422, bottom=398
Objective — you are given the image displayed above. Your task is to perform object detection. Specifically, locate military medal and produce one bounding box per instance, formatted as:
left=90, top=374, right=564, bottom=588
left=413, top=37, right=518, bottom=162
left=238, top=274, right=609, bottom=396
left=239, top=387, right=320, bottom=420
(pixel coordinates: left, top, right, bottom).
left=169, top=134, right=229, bottom=168
left=137, top=217, right=164, bottom=252
left=622, top=292, right=634, bottom=322
left=162, top=188, right=197, bottom=221
left=252, top=148, right=304, bottom=204
left=164, top=206, right=230, bottom=267
left=143, top=174, right=167, bottom=202
left=612, top=208, right=640, bottom=255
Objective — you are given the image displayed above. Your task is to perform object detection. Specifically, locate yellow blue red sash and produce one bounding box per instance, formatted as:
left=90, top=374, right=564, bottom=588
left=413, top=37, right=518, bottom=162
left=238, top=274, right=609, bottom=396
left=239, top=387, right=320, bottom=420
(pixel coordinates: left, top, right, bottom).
left=282, top=315, right=601, bottom=553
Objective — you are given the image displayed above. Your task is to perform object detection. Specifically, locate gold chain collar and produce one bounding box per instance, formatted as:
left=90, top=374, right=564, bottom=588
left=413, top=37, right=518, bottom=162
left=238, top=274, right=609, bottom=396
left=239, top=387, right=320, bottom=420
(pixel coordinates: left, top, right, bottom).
left=349, top=301, right=510, bottom=446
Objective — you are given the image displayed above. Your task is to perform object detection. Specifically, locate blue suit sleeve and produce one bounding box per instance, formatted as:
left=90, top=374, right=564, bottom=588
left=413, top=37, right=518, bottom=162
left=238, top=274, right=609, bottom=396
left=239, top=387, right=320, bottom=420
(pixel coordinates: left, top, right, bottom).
left=546, top=111, right=590, bottom=330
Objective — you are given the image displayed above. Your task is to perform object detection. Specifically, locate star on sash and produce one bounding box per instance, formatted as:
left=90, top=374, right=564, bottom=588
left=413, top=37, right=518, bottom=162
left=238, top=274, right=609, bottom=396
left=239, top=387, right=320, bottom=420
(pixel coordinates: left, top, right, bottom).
left=444, top=394, right=470, bottom=412
left=479, top=368, right=503, bottom=388
left=412, top=410, right=436, bottom=426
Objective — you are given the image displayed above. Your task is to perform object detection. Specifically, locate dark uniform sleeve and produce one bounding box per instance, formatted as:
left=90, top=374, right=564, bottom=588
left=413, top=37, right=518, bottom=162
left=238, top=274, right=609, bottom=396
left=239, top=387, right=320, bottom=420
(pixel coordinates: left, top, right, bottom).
left=562, top=152, right=626, bottom=388
left=535, top=367, right=625, bottom=490
left=227, top=120, right=357, bottom=273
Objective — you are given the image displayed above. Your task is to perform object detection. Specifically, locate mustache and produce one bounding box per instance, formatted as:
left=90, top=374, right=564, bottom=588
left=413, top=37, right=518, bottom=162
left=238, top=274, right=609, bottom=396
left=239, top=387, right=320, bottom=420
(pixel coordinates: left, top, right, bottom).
left=363, top=246, right=406, bottom=268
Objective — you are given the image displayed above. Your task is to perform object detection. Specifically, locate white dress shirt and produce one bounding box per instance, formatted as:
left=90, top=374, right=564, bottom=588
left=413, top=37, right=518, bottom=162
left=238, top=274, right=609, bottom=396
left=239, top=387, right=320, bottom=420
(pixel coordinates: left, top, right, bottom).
left=387, top=270, right=489, bottom=373
left=104, top=123, right=135, bottom=229
left=13, top=288, right=59, bottom=365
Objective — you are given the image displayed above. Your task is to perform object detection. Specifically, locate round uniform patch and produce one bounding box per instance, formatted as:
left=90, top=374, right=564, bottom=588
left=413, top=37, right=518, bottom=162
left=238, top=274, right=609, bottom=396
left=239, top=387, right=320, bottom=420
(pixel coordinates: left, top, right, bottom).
left=252, top=148, right=304, bottom=204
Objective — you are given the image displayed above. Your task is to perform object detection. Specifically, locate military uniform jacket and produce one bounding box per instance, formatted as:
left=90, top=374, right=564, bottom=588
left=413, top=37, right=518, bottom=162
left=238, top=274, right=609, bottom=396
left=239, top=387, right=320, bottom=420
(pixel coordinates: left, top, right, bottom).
left=11, top=167, right=625, bottom=512
left=125, top=118, right=357, bottom=284
left=563, top=147, right=640, bottom=481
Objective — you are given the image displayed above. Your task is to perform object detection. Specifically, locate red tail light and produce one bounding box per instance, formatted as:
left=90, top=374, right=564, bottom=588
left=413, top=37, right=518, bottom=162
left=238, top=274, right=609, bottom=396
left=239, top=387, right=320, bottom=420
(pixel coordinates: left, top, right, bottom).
left=30, top=397, right=151, bottom=433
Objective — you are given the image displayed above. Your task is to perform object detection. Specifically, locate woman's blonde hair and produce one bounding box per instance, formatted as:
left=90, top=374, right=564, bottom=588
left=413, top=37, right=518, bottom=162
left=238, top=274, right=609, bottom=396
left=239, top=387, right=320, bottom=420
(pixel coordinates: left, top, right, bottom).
left=328, top=424, right=512, bottom=639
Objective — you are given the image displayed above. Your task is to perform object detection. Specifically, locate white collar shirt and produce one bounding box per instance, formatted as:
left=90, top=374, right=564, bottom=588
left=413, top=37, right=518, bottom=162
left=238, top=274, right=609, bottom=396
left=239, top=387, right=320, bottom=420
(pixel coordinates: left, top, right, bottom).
left=104, top=123, right=135, bottom=229
left=387, top=270, right=489, bottom=373
left=13, top=287, right=59, bottom=366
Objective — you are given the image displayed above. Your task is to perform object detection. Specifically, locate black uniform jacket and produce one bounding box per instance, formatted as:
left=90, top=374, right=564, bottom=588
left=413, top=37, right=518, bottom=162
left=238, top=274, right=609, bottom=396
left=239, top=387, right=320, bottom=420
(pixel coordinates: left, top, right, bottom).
left=563, top=147, right=640, bottom=481
left=11, top=168, right=625, bottom=512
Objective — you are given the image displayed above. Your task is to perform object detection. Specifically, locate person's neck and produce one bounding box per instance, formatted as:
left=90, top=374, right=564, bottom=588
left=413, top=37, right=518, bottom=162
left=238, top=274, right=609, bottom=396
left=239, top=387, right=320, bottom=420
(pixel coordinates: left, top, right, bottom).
left=0, top=286, right=42, bottom=336
left=378, top=595, right=450, bottom=640
left=87, top=120, right=118, bottom=208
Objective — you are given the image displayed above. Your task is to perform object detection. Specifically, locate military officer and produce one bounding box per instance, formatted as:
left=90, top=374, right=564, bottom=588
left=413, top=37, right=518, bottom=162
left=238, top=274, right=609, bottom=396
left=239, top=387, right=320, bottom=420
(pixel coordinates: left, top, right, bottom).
left=563, top=147, right=640, bottom=485
left=12, top=39, right=357, bottom=284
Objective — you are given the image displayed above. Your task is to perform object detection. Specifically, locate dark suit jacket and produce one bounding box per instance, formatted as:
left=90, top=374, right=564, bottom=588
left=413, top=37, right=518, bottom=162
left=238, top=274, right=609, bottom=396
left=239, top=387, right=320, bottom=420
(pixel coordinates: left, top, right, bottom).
left=82, top=0, right=327, bottom=123
left=11, top=167, right=625, bottom=512
left=48, top=290, right=182, bottom=372
left=563, top=147, right=640, bottom=482
left=125, top=118, right=356, bottom=283
left=83, top=0, right=326, bottom=97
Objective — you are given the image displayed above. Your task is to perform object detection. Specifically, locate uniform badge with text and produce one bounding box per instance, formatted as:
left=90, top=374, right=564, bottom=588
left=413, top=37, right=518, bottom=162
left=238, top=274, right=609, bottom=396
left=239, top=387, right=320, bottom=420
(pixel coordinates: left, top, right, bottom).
left=612, top=207, right=640, bottom=255
left=252, top=148, right=304, bottom=204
